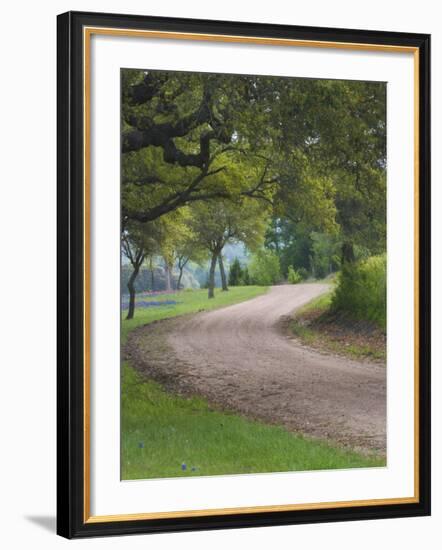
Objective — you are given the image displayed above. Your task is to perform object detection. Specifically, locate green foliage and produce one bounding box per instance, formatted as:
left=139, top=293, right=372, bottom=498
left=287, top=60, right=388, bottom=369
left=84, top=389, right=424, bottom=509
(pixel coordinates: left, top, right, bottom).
left=265, top=220, right=341, bottom=281
left=122, top=70, right=282, bottom=224
left=265, top=218, right=313, bottom=276
left=242, top=266, right=251, bottom=286
left=298, top=267, right=309, bottom=280
left=121, top=70, right=386, bottom=314
left=287, top=266, right=302, bottom=284
left=249, top=249, right=281, bottom=286
left=188, top=198, right=268, bottom=297
left=332, top=254, right=386, bottom=329
left=122, top=69, right=386, bottom=252
left=189, top=199, right=268, bottom=254
left=155, top=208, right=200, bottom=267
left=309, top=232, right=341, bottom=279
left=228, top=257, right=243, bottom=286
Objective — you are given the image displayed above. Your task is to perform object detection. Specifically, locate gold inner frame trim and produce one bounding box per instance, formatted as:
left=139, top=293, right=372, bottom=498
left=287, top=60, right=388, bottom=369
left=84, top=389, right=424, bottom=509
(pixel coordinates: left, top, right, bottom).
left=413, top=49, right=420, bottom=502
left=83, top=26, right=421, bottom=524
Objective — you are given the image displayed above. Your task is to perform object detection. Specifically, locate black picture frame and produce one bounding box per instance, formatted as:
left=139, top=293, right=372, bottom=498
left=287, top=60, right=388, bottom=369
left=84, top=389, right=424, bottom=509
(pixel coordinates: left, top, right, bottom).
left=57, top=10, right=431, bottom=539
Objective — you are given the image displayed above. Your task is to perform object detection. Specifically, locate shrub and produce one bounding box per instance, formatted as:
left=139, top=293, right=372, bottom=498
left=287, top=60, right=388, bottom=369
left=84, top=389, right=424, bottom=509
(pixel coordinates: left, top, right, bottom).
left=287, top=266, right=302, bottom=284
left=249, top=249, right=281, bottom=286
left=331, top=254, right=386, bottom=329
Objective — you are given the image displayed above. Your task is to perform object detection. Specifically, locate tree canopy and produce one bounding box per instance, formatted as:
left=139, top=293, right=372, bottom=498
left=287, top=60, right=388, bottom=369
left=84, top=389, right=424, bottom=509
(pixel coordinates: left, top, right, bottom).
left=121, top=68, right=386, bottom=313
left=122, top=70, right=385, bottom=244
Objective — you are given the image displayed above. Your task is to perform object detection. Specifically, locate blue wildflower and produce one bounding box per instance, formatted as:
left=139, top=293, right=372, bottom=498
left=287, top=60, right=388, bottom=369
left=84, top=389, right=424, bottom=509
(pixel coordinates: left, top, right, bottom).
left=181, top=463, right=187, bottom=471
left=138, top=442, right=144, bottom=449
left=121, top=300, right=178, bottom=310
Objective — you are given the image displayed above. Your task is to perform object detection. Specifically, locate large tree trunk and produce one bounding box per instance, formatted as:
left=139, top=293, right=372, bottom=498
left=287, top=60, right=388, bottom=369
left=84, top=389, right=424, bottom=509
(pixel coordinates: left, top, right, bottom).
left=341, top=241, right=355, bottom=264
left=208, top=251, right=219, bottom=299
left=218, top=255, right=228, bottom=291
left=126, top=265, right=140, bottom=320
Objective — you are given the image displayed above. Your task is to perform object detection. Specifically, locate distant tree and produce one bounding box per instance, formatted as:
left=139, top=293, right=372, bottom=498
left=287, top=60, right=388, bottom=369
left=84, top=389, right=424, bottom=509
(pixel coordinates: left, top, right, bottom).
left=175, top=255, right=188, bottom=291
left=265, top=218, right=314, bottom=277
left=121, top=221, right=160, bottom=319
left=309, top=232, right=341, bottom=279
left=175, top=243, right=206, bottom=290
left=228, top=257, right=243, bottom=286
left=242, top=266, right=251, bottom=286
left=190, top=199, right=267, bottom=298
left=155, top=208, right=205, bottom=291
left=218, top=255, right=229, bottom=291
left=249, top=249, right=281, bottom=286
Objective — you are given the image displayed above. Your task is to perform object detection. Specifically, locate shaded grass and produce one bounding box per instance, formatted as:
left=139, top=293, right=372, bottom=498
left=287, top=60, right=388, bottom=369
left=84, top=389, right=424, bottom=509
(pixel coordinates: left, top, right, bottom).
left=122, top=364, right=384, bottom=480
left=291, top=287, right=386, bottom=361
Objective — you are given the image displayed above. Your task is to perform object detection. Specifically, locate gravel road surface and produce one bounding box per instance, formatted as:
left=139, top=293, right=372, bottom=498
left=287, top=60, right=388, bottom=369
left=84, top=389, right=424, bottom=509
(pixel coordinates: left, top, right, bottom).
left=126, top=284, right=386, bottom=454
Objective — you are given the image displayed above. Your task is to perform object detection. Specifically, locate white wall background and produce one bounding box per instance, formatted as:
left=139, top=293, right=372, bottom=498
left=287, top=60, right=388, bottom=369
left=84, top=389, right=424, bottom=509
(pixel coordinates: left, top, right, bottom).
left=0, top=1, right=439, bottom=548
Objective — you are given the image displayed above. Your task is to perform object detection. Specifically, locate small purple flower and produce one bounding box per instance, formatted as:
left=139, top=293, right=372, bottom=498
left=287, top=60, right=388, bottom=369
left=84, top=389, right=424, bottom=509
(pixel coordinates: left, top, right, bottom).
left=138, top=442, right=144, bottom=449
left=121, top=299, right=178, bottom=310
left=181, top=463, right=187, bottom=471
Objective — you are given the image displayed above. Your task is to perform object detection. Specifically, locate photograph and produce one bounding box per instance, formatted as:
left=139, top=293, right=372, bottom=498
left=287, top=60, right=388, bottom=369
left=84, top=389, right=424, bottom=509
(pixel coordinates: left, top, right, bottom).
left=120, top=68, right=388, bottom=481
left=1, top=0, right=437, bottom=545
left=55, top=10, right=430, bottom=538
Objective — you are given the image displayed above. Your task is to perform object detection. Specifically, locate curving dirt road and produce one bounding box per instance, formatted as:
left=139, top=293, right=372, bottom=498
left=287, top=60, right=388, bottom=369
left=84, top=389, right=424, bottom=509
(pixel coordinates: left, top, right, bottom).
left=126, top=284, right=386, bottom=454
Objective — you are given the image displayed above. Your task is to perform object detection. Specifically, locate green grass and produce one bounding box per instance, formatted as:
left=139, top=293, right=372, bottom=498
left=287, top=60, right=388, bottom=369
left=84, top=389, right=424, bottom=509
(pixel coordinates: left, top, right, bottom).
left=122, top=286, right=268, bottom=342
left=297, top=290, right=333, bottom=316
left=122, top=364, right=384, bottom=480
left=122, top=284, right=385, bottom=480
left=291, top=287, right=386, bottom=361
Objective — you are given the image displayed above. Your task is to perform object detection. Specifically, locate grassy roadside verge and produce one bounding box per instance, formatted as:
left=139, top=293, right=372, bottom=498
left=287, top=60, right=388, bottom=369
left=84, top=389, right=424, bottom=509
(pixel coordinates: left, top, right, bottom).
left=122, top=363, right=384, bottom=480
left=122, top=285, right=385, bottom=481
left=122, top=286, right=268, bottom=342
left=290, top=288, right=386, bottom=361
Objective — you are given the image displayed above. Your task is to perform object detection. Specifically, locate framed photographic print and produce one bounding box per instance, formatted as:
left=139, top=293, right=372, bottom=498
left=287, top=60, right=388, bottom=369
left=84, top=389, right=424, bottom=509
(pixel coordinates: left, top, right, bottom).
left=57, top=11, right=431, bottom=538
